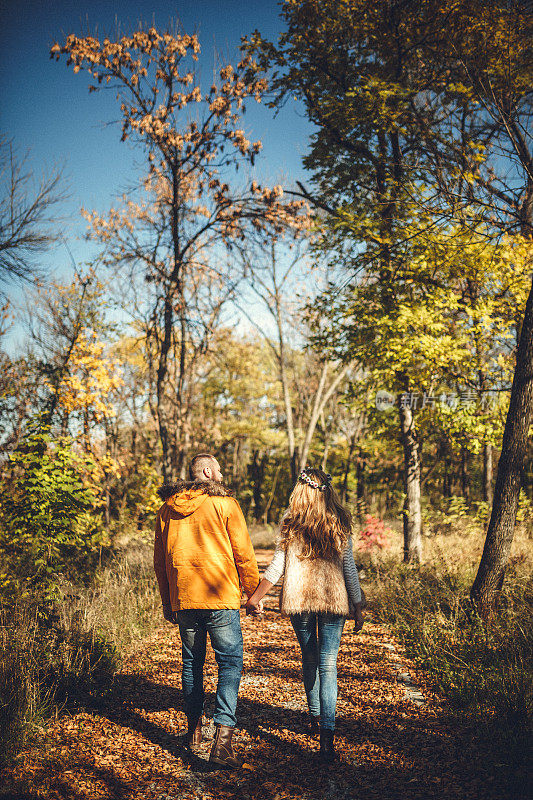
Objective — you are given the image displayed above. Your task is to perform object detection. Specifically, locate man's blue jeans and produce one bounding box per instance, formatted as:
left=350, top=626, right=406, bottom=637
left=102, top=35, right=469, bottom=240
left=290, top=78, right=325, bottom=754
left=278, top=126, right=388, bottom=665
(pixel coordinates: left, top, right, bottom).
left=290, top=612, right=346, bottom=731
left=175, top=609, right=243, bottom=728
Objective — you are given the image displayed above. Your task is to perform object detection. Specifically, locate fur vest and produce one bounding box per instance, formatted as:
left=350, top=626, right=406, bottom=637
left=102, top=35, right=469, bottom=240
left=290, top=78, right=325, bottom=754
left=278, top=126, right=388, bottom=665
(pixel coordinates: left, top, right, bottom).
left=280, top=535, right=349, bottom=616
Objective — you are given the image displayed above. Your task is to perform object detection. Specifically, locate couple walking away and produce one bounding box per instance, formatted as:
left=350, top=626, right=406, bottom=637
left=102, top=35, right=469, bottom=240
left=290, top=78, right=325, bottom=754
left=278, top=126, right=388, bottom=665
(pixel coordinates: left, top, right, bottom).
left=153, top=453, right=364, bottom=768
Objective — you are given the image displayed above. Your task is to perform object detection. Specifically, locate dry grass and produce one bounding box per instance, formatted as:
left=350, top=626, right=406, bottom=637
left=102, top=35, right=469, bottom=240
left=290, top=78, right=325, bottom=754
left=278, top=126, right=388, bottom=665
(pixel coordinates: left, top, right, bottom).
left=0, top=537, right=161, bottom=767
left=57, top=537, right=162, bottom=655
left=359, top=524, right=533, bottom=781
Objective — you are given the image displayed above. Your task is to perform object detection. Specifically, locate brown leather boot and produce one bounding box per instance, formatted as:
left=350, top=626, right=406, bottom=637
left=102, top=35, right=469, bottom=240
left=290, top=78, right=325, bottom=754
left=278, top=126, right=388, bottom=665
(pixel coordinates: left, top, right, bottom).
left=309, top=715, right=320, bottom=735
left=319, top=728, right=336, bottom=763
left=209, top=724, right=244, bottom=769
left=184, top=715, right=202, bottom=750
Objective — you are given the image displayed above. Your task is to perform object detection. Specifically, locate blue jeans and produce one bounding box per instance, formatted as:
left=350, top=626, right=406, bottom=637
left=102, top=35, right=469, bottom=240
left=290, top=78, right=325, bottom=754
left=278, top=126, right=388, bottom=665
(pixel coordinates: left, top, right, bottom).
left=290, top=612, right=346, bottom=731
left=175, top=609, right=243, bottom=728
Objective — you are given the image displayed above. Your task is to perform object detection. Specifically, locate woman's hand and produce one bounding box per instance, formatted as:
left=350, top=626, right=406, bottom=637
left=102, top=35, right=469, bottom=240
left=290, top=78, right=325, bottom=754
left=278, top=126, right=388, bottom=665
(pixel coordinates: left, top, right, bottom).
left=353, top=608, right=364, bottom=633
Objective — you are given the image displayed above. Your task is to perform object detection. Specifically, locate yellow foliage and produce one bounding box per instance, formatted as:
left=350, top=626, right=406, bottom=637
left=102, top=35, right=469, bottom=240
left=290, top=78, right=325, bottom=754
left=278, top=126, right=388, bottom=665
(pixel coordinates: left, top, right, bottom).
left=45, top=333, right=122, bottom=421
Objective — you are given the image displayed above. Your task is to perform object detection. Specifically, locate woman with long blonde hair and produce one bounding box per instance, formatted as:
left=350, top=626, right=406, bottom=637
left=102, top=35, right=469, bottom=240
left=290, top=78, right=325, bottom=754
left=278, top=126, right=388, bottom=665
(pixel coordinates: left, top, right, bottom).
left=246, top=467, right=364, bottom=763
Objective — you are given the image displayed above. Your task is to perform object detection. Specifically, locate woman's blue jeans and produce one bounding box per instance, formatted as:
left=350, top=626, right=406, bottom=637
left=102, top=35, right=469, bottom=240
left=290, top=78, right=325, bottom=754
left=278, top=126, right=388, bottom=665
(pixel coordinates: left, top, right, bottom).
left=290, top=612, right=346, bottom=731
left=175, top=609, right=243, bottom=728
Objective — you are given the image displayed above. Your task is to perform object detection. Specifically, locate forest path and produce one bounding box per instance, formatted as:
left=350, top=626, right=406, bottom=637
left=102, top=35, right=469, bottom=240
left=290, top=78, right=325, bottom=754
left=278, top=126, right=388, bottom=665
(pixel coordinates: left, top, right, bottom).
left=2, top=550, right=507, bottom=800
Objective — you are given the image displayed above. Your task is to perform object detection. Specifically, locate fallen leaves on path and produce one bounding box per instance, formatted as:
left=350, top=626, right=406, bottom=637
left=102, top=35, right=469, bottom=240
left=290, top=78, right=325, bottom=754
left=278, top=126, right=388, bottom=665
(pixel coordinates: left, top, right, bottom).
left=0, top=550, right=523, bottom=800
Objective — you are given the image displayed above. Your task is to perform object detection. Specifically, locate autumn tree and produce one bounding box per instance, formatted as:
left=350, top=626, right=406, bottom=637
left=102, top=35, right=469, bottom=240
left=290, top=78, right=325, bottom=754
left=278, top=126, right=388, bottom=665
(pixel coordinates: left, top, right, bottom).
left=416, top=1, right=533, bottom=613
left=28, top=269, right=121, bottom=445
left=52, top=25, right=307, bottom=479
left=244, top=0, right=533, bottom=583
left=243, top=0, right=453, bottom=561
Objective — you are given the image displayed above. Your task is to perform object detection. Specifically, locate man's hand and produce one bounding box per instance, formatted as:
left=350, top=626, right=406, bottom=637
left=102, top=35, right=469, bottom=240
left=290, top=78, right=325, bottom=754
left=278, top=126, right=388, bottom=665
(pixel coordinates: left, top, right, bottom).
left=162, top=604, right=177, bottom=624
left=245, top=597, right=263, bottom=617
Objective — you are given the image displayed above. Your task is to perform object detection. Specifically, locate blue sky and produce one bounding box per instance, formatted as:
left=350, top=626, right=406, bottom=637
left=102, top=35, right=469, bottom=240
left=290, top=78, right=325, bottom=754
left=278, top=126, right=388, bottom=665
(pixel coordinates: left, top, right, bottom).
left=1, top=0, right=314, bottom=343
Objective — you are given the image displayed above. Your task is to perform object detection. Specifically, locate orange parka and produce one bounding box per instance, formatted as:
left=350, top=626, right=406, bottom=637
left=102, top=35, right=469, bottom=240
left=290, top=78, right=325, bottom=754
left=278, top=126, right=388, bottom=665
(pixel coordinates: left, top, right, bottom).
left=153, top=481, right=260, bottom=611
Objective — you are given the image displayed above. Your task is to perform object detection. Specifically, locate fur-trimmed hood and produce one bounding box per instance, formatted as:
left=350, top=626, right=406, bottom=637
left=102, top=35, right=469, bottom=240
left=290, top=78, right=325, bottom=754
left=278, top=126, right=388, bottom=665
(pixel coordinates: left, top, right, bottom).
left=157, top=479, right=232, bottom=501
left=157, top=479, right=232, bottom=517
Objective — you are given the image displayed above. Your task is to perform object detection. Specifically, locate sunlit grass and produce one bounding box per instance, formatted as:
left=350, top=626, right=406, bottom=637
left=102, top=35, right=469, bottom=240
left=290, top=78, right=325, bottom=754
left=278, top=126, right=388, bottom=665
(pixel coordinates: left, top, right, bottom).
left=361, top=524, right=532, bottom=787
left=0, top=536, right=161, bottom=767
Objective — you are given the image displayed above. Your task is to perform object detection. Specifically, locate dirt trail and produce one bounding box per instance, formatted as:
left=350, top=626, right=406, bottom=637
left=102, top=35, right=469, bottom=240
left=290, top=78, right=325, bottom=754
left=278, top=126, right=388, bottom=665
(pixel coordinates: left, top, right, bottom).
left=1, top=550, right=513, bottom=800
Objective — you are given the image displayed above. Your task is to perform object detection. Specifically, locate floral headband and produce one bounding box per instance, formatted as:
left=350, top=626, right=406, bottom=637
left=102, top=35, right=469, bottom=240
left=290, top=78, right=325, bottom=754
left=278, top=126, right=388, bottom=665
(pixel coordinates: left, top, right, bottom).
left=298, top=468, right=332, bottom=491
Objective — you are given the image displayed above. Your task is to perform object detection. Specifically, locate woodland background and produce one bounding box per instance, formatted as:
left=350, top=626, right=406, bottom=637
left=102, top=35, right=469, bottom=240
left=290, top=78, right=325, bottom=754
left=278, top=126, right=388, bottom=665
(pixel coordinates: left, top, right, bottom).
left=0, top=1, right=531, bottom=794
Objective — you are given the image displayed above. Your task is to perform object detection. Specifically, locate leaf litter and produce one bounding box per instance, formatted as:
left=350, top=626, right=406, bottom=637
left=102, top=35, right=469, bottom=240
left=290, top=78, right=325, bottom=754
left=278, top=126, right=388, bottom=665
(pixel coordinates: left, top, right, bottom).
left=0, top=550, right=523, bottom=800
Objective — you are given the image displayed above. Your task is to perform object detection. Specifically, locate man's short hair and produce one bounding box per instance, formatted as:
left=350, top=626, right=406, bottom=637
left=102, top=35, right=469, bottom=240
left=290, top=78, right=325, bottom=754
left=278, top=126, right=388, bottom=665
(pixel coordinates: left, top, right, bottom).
left=189, top=453, right=217, bottom=481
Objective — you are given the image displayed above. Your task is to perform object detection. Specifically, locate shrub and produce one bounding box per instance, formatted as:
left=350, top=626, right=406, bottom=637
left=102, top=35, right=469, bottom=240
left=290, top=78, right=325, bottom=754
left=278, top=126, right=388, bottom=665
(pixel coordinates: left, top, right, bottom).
left=358, top=514, right=393, bottom=551
left=0, top=424, right=111, bottom=604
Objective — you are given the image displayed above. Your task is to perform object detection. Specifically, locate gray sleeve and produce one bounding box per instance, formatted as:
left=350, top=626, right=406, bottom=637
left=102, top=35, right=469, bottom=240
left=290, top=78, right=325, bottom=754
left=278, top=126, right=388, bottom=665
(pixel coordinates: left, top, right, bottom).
left=262, top=543, right=286, bottom=585
left=343, top=536, right=362, bottom=605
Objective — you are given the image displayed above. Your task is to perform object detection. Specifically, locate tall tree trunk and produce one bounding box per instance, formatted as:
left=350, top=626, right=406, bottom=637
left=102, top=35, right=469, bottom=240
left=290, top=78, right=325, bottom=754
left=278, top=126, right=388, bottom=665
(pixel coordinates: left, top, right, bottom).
left=249, top=450, right=267, bottom=522
left=263, top=464, right=281, bottom=525
left=60, top=412, right=69, bottom=437
left=83, top=403, right=90, bottom=453
left=442, top=439, right=452, bottom=497
left=280, top=358, right=298, bottom=480
left=356, top=454, right=366, bottom=524
left=461, top=445, right=470, bottom=501
left=156, top=293, right=173, bottom=482
left=471, top=275, right=533, bottom=613
left=232, top=438, right=240, bottom=486
left=320, top=440, right=330, bottom=471
left=341, top=433, right=357, bottom=504
left=483, top=442, right=493, bottom=506
left=177, top=425, right=190, bottom=480
left=156, top=165, right=187, bottom=483
left=273, top=282, right=298, bottom=481
left=398, top=399, right=422, bottom=563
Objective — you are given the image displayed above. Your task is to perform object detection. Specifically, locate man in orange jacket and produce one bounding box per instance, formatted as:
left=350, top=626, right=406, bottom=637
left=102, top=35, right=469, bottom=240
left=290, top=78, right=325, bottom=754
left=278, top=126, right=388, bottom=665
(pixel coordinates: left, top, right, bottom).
left=154, top=453, right=261, bottom=769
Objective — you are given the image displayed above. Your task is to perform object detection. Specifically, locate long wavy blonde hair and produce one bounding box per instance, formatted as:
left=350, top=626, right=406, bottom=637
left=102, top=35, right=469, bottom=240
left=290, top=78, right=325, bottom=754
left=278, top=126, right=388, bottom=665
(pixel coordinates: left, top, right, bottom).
left=279, top=468, right=351, bottom=560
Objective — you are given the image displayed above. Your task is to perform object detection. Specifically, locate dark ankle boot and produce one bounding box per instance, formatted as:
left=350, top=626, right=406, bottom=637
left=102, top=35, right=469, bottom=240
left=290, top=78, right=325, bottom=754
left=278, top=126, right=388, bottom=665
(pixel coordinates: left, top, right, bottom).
left=319, top=727, right=335, bottom=763
left=309, top=715, right=320, bottom=735
left=209, top=724, right=244, bottom=769
left=184, top=715, right=202, bottom=750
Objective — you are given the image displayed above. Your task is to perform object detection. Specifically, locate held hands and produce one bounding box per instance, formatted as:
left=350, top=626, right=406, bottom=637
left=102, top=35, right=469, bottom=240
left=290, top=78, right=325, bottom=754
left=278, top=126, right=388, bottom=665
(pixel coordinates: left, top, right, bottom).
left=245, top=578, right=272, bottom=617
left=245, top=596, right=264, bottom=617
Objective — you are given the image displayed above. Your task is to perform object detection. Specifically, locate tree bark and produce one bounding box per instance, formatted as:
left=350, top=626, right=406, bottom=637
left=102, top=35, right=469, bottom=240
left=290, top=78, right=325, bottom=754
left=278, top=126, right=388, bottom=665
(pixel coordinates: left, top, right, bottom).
left=471, top=274, right=533, bottom=613
left=275, top=292, right=298, bottom=481
left=249, top=450, right=267, bottom=522
left=263, top=464, right=281, bottom=525
left=461, top=445, right=470, bottom=502
left=156, top=291, right=174, bottom=482
left=232, top=438, right=240, bottom=486
left=398, top=399, right=422, bottom=563
left=356, top=454, right=366, bottom=524
left=483, top=442, right=493, bottom=506
left=320, top=441, right=330, bottom=471
left=341, top=433, right=357, bottom=504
